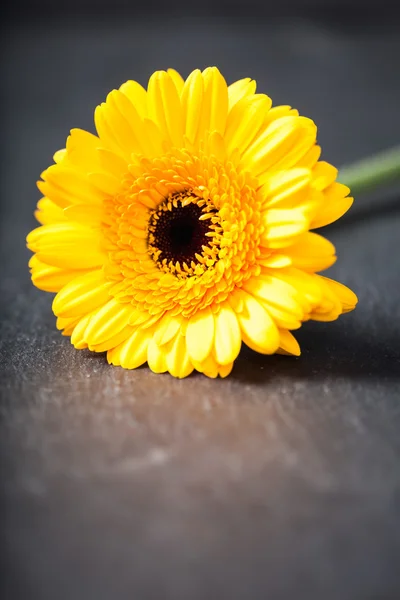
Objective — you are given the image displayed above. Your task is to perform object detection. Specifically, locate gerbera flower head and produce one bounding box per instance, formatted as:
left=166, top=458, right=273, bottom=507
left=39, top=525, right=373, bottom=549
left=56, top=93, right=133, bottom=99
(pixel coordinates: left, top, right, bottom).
left=27, top=67, right=357, bottom=378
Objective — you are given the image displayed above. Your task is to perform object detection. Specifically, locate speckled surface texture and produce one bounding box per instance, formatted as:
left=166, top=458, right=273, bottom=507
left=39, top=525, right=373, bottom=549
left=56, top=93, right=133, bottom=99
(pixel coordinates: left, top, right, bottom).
left=1, top=11, right=400, bottom=600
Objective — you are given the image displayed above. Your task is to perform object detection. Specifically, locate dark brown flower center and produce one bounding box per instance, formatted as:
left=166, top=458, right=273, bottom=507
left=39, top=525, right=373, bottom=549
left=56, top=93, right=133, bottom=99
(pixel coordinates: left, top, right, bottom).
left=147, top=193, right=218, bottom=276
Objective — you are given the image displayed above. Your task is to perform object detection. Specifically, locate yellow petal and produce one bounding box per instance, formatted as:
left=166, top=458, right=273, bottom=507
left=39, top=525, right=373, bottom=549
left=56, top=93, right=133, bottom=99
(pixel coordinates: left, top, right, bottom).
left=277, top=329, right=301, bottom=356
left=260, top=106, right=298, bottom=131
left=261, top=208, right=309, bottom=248
left=147, top=70, right=184, bottom=148
left=29, top=255, right=81, bottom=293
left=97, top=147, right=127, bottom=180
left=27, top=223, right=105, bottom=269
left=218, top=362, right=234, bottom=378
left=258, top=254, right=292, bottom=268
left=284, top=232, right=336, bottom=272
left=203, top=66, right=228, bottom=135
left=38, top=164, right=106, bottom=208
left=307, top=276, right=342, bottom=321
left=153, top=312, right=182, bottom=346
left=96, top=90, right=150, bottom=158
left=181, top=69, right=204, bottom=145
left=64, top=203, right=104, bottom=226
left=167, top=68, right=185, bottom=94
left=165, top=333, right=193, bottom=378
left=195, top=67, right=228, bottom=146
left=84, top=298, right=134, bottom=346
left=214, top=303, right=241, bottom=366
left=228, top=77, right=256, bottom=110
left=53, top=149, right=66, bottom=164
left=147, top=338, right=168, bottom=373
left=65, top=128, right=102, bottom=172
left=242, top=116, right=317, bottom=177
left=191, top=354, right=219, bottom=378
left=89, top=325, right=134, bottom=353
left=259, top=168, right=312, bottom=209
left=311, top=182, right=353, bottom=229
left=273, top=268, right=323, bottom=312
left=35, top=197, right=65, bottom=225
left=70, top=313, right=92, bottom=349
left=225, top=94, right=272, bottom=156
left=119, top=79, right=147, bottom=118
left=243, top=275, right=303, bottom=320
left=186, top=306, right=215, bottom=362
left=88, top=171, right=121, bottom=196
left=318, top=276, right=358, bottom=313
left=312, top=161, right=338, bottom=190
left=56, top=315, right=80, bottom=332
left=52, top=270, right=111, bottom=318
left=238, top=290, right=280, bottom=354
left=111, top=327, right=151, bottom=369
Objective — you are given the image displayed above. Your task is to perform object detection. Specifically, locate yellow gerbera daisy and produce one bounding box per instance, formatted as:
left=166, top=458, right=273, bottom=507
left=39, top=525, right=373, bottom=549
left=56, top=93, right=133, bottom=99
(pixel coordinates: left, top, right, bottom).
left=27, top=67, right=357, bottom=378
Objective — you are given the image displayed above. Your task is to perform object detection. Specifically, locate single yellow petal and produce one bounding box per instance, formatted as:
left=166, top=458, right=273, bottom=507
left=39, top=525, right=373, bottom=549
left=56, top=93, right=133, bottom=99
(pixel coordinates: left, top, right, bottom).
left=147, top=337, right=168, bottom=373
left=311, top=182, right=353, bottom=229
left=29, top=255, right=81, bottom=293
left=214, top=303, right=241, bottom=366
left=167, top=68, right=185, bottom=94
left=65, top=128, right=102, bottom=172
left=52, top=270, right=111, bottom=318
left=119, top=79, right=147, bottom=118
left=165, top=333, right=193, bottom=378
left=261, top=208, right=309, bottom=248
left=238, top=290, right=280, bottom=354
left=186, top=306, right=215, bottom=362
left=217, top=362, right=234, bottom=378
left=53, top=149, right=66, bottom=163
left=258, top=254, right=292, bottom=268
left=38, top=164, right=106, bottom=208
left=181, top=69, right=204, bottom=145
left=312, top=161, right=338, bottom=190
left=195, top=67, right=228, bottom=145
left=277, top=329, right=301, bottom=356
left=147, top=70, right=184, bottom=147
left=27, top=223, right=105, bottom=269
left=284, top=232, right=336, bottom=272
left=35, top=197, right=65, bottom=225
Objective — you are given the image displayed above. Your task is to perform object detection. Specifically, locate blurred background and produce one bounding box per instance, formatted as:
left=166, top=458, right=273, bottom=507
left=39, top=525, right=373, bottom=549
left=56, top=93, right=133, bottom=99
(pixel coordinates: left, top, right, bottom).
left=1, top=2, right=400, bottom=599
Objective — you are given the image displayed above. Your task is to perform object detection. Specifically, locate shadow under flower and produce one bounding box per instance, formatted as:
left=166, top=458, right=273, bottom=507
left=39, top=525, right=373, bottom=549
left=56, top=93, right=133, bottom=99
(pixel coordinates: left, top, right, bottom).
left=232, top=318, right=400, bottom=384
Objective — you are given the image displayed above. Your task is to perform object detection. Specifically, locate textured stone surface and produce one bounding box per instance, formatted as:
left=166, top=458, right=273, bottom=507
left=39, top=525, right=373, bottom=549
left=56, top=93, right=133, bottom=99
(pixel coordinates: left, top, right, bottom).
left=1, top=13, right=400, bottom=600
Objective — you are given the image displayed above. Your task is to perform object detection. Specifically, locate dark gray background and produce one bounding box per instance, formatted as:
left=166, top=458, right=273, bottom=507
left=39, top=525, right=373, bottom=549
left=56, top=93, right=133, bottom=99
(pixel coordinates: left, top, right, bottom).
left=1, top=3, right=400, bottom=599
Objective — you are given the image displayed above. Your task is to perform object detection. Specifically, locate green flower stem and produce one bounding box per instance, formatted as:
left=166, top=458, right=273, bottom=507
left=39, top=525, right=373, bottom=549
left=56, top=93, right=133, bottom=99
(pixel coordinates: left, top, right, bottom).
left=338, top=146, right=400, bottom=195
